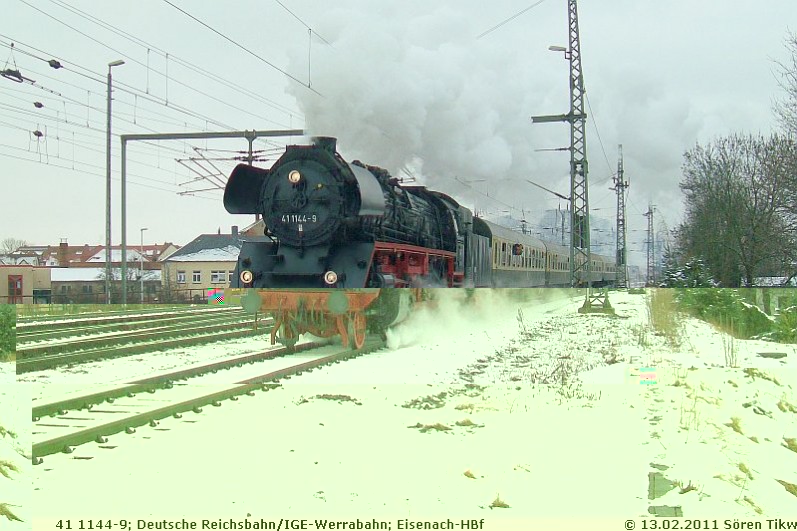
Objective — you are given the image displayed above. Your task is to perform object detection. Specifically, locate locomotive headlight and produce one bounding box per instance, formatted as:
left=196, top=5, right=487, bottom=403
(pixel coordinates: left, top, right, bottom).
left=323, top=270, right=338, bottom=285
left=240, top=270, right=254, bottom=284
left=287, top=170, right=302, bottom=184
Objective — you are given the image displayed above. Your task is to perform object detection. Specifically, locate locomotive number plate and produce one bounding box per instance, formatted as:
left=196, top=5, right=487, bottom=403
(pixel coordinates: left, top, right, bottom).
left=281, top=214, right=318, bottom=223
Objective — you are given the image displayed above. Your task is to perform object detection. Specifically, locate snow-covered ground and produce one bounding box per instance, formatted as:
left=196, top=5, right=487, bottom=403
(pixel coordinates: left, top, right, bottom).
left=19, top=322, right=284, bottom=392
left=0, top=385, right=31, bottom=527
left=0, top=363, right=13, bottom=385
left=31, top=290, right=797, bottom=521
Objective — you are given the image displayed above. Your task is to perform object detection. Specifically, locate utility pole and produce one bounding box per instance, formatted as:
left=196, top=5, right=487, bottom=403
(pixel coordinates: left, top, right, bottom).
left=119, top=129, right=303, bottom=304
left=645, top=204, right=655, bottom=286
left=612, top=144, right=629, bottom=288
left=531, top=0, right=611, bottom=313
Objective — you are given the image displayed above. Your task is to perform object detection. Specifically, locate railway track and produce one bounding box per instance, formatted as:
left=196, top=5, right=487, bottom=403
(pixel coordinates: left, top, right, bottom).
left=16, top=305, right=232, bottom=326
left=16, top=306, right=246, bottom=343
left=32, top=336, right=385, bottom=462
left=16, top=307, right=274, bottom=373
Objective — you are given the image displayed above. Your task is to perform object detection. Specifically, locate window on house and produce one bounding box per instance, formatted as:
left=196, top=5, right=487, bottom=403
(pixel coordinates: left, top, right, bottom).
left=177, top=271, right=186, bottom=284
left=82, top=285, right=93, bottom=293
left=211, top=271, right=225, bottom=283
left=228, top=271, right=234, bottom=282
left=192, top=271, right=201, bottom=283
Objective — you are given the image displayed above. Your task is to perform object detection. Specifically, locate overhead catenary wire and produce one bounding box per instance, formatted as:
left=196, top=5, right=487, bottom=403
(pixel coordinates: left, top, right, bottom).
left=0, top=36, right=243, bottom=132
left=161, top=0, right=323, bottom=97
left=273, top=0, right=333, bottom=47
left=477, top=0, right=550, bottom=39
left=0, top=33, right=296, bottom=130
left=44, top=0, right=302, bottom=118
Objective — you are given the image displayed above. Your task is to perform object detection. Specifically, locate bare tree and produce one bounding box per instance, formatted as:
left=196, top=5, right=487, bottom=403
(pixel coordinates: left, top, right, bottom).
left=677, top=134, right=796, bottom=287
left=0, top=238, right=27, bottom=254
left=774, top=32, right=797, bottom=137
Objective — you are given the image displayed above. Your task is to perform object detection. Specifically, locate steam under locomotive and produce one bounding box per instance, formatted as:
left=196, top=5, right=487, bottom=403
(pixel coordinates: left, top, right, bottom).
left=223, top=137, right=617, bottom=289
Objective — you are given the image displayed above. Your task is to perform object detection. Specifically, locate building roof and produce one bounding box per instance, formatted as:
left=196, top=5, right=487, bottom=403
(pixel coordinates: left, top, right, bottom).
left=50, top=267, right=162, bottom=282
left=165, top=234, right=242, bottom=263
left=27, top=242, right=178, bottom=267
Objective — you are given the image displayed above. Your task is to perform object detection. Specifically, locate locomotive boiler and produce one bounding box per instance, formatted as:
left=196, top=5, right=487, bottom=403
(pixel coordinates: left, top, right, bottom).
left=224, top=137, right=469, bottom=288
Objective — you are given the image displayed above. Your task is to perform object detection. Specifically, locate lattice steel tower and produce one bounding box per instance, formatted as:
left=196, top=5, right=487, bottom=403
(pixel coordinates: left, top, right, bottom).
left=645, top=204, right=655, bottom=286
left=612, top=144, right=629, bottom=288
left=531, top=0, right=611, bottom=312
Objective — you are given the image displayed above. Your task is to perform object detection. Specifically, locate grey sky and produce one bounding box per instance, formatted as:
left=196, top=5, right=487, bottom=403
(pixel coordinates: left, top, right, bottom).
left=1, top=0, right=794, bottom=269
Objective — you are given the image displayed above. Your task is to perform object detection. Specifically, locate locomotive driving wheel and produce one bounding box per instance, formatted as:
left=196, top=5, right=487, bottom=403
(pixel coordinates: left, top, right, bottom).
left=347, top=311, right=367, bottom=350
left=275, top=312, right=299, bottom=352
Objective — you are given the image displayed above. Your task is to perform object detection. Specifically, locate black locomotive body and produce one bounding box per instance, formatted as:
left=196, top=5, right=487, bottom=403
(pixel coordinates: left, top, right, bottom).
left=223, top=137, right=616, bottom=288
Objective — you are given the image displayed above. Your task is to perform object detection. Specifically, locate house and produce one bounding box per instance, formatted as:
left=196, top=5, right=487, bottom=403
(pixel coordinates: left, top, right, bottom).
left=50, top=267, right=162, bottom=304
left=35, top=241, right=180, bottom=269
left=161, top=226, right=242, bottom=301
left=0, top=265, right=52, bottom=303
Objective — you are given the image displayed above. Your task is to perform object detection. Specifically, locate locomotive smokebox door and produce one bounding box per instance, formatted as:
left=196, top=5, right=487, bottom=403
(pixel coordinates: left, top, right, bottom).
left=224, top=164, right=268, bottom=214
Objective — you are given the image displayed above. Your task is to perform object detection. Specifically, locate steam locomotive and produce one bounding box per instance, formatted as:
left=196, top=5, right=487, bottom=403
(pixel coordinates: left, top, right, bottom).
left=223, top=137, right=617, bottom=289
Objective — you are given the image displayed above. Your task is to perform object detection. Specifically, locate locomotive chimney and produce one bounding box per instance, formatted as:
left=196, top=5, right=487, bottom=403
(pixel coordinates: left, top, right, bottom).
left=312, top=136, right=337, bottom=153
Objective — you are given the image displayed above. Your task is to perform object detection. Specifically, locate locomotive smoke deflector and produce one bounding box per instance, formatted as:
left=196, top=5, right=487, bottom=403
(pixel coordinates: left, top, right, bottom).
left=224, top=163, right=267, bottom=214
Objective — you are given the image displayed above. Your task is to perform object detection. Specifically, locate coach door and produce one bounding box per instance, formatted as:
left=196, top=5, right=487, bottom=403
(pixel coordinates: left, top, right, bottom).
left=7, top=275, right=22, bottom=303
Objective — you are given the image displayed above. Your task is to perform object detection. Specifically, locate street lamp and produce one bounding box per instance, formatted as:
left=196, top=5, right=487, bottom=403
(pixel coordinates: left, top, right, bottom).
left=106, top=59, right=125, bottom=304
left=140, top=227, right=148, bottom=304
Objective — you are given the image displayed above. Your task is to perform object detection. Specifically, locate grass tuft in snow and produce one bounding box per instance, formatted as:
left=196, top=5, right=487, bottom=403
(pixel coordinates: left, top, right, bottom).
left=490, top=495, right=510, bottom=509
left=749, top=436, right=759, bottom=443
left=464, top=470, right=476, bottom=479
left=632, top=323, right=649, bottom=347
left=676, top=480, right=698, bottom=494
left=0, top=504, right=22, bottom=522
left=743, top=496, right=764, bottom=515
left=778, top=399, right=797, bottom=413
left=408, top=422, right=452, bottom=434
left=743, top=368, right=781, bottom=386
left=0, top=460, right=19, bottom=479
left=777, top=479, right=797, bottom=497
left=725, top=416, right=744, bottom=435
left=647, top=289, right=683, bottom=348
left=783, top=438, right=797, bottom=454
left=0, top=426, right=17, bottom=439
left=721, top=319, right=738, bottom=367
left=679, top=395, right=701, bottom=431
left=738, top=463, right=754, bottom=480
left=316, top=394, right=362, bottom=405
left=402, top=392, right=447, bottom=410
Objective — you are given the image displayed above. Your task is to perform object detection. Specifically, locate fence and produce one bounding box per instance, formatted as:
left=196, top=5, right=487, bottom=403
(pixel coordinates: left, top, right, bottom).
left=2, top=288, right=213, bottom=306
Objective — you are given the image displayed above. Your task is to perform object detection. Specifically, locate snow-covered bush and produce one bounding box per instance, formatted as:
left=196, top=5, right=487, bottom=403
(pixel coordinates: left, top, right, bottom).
left=0, top=305, right=13, bottom=361
left=676, top=289, right=772, bottom=339
left=660, top=257, right=717, bottom=288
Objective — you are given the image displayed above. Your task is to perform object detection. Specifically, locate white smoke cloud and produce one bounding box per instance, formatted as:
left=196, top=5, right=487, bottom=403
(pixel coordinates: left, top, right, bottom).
left=284, top=1, right=545, bottom=192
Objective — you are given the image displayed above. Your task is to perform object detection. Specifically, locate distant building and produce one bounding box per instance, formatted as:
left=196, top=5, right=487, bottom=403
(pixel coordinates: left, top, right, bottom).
left=0, top=265, right=52, bottom=303
left=29, top=241, right=179, bottom=269
left=50, top=267, right=162, bottom=304
left=161, top=226, right=242, bottom=301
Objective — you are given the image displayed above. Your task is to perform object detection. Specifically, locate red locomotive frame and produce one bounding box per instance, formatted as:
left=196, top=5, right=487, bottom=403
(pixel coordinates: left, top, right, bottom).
left=372, top=242, right=463, bottom=287
left=256, top=288, right=424, bottom=350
